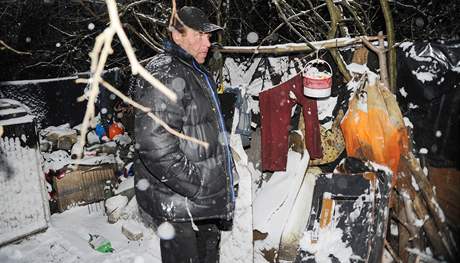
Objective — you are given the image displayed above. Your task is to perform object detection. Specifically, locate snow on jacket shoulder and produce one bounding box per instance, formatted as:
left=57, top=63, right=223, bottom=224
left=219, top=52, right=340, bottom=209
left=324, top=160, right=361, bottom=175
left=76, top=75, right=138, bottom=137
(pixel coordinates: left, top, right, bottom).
left=134, top=42, right=234, bottom=223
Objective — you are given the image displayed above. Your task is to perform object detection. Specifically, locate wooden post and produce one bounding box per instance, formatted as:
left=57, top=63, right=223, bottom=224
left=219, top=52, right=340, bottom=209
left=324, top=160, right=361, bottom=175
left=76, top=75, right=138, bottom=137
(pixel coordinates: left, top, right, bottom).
left=361, top=31, right=390, bottom=91
left=403, top=152, right=458, bottom=261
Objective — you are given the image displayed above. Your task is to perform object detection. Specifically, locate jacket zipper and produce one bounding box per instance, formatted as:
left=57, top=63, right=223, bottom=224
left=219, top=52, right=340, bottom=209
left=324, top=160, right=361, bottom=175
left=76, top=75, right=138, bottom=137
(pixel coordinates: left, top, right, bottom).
left=192, top=61, right=235, bottom=207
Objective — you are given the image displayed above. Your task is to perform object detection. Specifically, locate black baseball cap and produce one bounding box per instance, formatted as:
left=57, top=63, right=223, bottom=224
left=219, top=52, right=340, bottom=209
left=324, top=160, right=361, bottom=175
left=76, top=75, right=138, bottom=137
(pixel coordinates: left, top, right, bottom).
left=177, top=6, right=223, bottom=33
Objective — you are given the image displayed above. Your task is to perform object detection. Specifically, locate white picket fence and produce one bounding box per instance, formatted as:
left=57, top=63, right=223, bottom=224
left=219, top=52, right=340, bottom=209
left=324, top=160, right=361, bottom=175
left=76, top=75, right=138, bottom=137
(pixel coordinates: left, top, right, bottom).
left=0, top=134, right=49, bottom=246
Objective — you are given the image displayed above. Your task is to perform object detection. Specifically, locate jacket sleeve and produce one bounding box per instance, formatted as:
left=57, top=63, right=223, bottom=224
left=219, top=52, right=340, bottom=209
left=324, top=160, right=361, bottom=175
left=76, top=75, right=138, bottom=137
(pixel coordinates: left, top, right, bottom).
left=134, top=64, right=202, bottom=198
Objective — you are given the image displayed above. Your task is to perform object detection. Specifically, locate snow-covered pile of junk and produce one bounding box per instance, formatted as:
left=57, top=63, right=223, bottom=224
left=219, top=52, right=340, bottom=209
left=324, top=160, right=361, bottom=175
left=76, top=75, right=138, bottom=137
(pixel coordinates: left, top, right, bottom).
left=1, top=39, right=460, bottom=263
left=0, top=70, right=140, bottom=240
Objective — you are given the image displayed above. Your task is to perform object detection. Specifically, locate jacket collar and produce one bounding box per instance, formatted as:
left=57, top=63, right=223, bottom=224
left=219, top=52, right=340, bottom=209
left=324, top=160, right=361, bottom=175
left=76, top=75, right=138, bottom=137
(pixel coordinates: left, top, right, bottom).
left=163, top=39, right=208, bottom=72
left=164, top=39, right=194, bottom=63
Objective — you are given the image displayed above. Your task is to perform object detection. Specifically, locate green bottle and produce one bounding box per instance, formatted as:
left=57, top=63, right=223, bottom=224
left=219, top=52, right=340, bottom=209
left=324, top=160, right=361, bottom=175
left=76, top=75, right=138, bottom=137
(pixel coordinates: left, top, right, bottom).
left=88, top=234, right=114, bottom=253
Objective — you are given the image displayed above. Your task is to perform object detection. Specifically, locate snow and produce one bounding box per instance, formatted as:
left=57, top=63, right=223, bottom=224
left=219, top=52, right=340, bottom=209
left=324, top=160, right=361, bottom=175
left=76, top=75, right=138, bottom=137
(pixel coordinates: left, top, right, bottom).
left=0, top=115, right=35, bottom=126
left=41, top=150, right=71, bottom=173
left=105, top=195, right=129, bottom=223
left=223, top=56, right=304, bottom=95
left=346, top=63, right=379, bottom=85
left=221, top=134, right=255, bottom=262
left=419, top=148, right=429, bottom=154
left=247, top=32, right=259, bottom=44
left=300, top=226, right=354, bottom=263
left=0, top=206, right=162, bottom=263
left=317, top=96, right=338, bottom=129
left=411, top=175, right=420, bottom=191
left=0, top=107, right=29, bottom=116
left=403, top=116, right=414, bottom=129
left=435, top=130, right=442, bottom=138
left=430, top=197, right=446, bottom=223
left=252, top=150, right=312, bottom=262
left=0, top=136, right=49, bottom=246
left=390, top=222, right=398, bottom=236
left=412, top=70, right=436, bottom=83
left=156, top=222, right=175, bottom=240
left=423, top=166, right=429, bottom=176
left=399, top=87, right=408, bottom=97
left=408, top=102, right=419, bottom=109
left=115, top=176, right=134, bottom=195
left=42, top=123, right=76, bottom=137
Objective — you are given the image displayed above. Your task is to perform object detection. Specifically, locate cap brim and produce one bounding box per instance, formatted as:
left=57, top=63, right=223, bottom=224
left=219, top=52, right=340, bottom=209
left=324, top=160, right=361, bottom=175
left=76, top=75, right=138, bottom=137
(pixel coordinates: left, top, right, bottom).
left=199, top=23, right=223, bottom=33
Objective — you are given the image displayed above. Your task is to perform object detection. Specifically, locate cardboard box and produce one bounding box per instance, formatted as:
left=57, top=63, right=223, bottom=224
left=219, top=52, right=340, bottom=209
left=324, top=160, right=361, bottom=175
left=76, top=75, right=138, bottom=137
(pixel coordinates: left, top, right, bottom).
left=53, top=165, right=116, bottom=212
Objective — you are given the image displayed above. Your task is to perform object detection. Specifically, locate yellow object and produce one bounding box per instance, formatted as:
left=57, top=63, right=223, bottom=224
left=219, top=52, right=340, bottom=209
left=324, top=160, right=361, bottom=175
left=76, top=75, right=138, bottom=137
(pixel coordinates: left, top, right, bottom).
left=217, top=83, right=224, bottom=94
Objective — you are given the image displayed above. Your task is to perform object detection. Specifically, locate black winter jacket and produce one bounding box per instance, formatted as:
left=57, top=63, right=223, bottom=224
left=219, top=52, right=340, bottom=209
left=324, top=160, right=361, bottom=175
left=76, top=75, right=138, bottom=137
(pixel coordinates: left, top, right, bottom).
left=134, top=40, right=235, bottom=223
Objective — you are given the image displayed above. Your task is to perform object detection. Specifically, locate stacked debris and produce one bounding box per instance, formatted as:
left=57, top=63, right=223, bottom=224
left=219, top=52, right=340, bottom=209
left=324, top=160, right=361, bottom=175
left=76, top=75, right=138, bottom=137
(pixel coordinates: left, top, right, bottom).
left=39, top=114, right=136, bottom=213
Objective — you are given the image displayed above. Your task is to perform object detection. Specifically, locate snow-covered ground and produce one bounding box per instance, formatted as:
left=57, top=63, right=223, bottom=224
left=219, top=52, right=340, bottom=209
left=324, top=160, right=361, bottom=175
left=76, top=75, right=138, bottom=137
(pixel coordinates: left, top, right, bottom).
left=0, top=205, right=162, bottom=263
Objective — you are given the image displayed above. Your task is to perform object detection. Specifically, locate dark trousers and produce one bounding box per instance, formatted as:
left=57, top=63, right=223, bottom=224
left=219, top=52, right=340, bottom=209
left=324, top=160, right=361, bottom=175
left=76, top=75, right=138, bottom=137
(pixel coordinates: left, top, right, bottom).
left=160, top=220, right=221, bottom=263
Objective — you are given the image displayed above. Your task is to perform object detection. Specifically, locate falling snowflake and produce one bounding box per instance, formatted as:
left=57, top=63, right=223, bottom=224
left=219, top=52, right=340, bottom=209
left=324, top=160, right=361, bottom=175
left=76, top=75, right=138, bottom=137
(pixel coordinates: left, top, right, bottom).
left=157, top=222, right=175, bottom=240
left=247, top=32, right=259, bottom=44
left=136, top=178, right=150, bottom=191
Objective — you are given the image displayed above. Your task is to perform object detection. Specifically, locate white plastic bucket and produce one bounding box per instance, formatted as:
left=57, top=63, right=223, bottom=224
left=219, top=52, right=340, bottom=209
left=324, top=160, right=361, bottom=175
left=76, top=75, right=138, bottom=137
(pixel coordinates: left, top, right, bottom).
left=302, top=59, right=333, bottom=98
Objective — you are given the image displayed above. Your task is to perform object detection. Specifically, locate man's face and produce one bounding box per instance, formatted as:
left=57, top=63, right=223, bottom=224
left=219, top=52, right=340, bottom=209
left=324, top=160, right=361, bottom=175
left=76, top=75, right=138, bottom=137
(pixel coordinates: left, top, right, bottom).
left=173, top=27, right=211, bottom=64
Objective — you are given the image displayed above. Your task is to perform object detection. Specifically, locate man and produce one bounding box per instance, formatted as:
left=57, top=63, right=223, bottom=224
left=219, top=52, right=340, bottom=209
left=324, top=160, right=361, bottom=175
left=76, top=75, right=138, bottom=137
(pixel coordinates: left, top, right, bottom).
left=134, top=6, right=236, bottom=263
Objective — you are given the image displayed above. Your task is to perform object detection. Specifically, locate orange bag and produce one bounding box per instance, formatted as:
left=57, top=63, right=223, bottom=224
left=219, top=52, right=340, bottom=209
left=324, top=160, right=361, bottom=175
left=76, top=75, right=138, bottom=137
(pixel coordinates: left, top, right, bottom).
left=340, top=80, right=408, bottom=185
left=108, top=122, right=124, bottom=140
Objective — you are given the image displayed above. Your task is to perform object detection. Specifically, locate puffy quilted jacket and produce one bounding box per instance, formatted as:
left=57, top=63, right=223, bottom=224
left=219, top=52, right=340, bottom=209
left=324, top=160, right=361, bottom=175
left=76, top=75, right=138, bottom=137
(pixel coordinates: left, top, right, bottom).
left=134, top=40, right=235, bottom=223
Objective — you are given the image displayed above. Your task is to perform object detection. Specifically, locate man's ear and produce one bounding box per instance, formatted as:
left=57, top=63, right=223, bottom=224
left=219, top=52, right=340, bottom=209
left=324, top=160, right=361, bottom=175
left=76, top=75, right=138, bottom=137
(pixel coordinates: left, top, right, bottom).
left=171, top=29, right=182, bottom=44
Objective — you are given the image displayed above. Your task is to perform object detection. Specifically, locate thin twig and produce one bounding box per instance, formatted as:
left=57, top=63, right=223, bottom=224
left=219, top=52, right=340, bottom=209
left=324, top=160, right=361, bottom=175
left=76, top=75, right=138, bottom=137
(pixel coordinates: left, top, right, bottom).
left=124, top=23, right=163, bottom=53
left=273, top=0, right=316, bottom=51
left=341, top=0, right=366, bottom=35
left=257, top=3, right=327, bottom=49
left=48, top=23, right=76, bottom=37
left=0, top=40, right=32, bottom=55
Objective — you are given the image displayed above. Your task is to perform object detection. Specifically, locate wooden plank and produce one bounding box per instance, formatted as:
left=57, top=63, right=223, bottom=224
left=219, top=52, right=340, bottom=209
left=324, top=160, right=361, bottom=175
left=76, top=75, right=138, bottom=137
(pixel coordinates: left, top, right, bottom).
left=428, top=167, right=460, bottom=226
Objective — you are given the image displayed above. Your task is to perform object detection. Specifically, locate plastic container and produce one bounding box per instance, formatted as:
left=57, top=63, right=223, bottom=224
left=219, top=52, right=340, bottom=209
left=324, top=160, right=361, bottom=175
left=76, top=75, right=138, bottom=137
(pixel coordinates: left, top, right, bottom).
left=88, top=234, right=113, bottom=253
left=302, top=59, right=333, bottom=98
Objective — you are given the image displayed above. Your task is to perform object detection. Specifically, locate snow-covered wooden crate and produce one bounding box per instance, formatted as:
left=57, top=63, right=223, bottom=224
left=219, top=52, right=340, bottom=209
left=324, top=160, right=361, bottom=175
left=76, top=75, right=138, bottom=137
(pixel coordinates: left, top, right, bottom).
left=53, top=165, right=116, bottom=212
left=0, top=99, right=50, bottom=246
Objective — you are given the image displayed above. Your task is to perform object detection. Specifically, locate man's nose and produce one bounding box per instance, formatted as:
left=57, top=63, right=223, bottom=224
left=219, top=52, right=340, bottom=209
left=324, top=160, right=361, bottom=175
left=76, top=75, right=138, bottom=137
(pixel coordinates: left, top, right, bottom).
left=203, top=37, right=211, bottom=48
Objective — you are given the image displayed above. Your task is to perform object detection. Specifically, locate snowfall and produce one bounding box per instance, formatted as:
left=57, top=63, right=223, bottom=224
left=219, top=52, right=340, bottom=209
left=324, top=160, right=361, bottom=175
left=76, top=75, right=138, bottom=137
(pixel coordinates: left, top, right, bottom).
left=1, top=40, right=454, bottom=263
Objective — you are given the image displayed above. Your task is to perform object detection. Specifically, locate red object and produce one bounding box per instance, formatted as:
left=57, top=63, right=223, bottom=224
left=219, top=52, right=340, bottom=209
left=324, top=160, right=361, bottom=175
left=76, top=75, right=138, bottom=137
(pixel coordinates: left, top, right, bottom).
left=303, top=75, right=332, bottom=88
left=108, top=122, right=124, bottom=140
left=259, top=74, right=323, bottom=171
left=303, top=76, right=332, bottom=98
